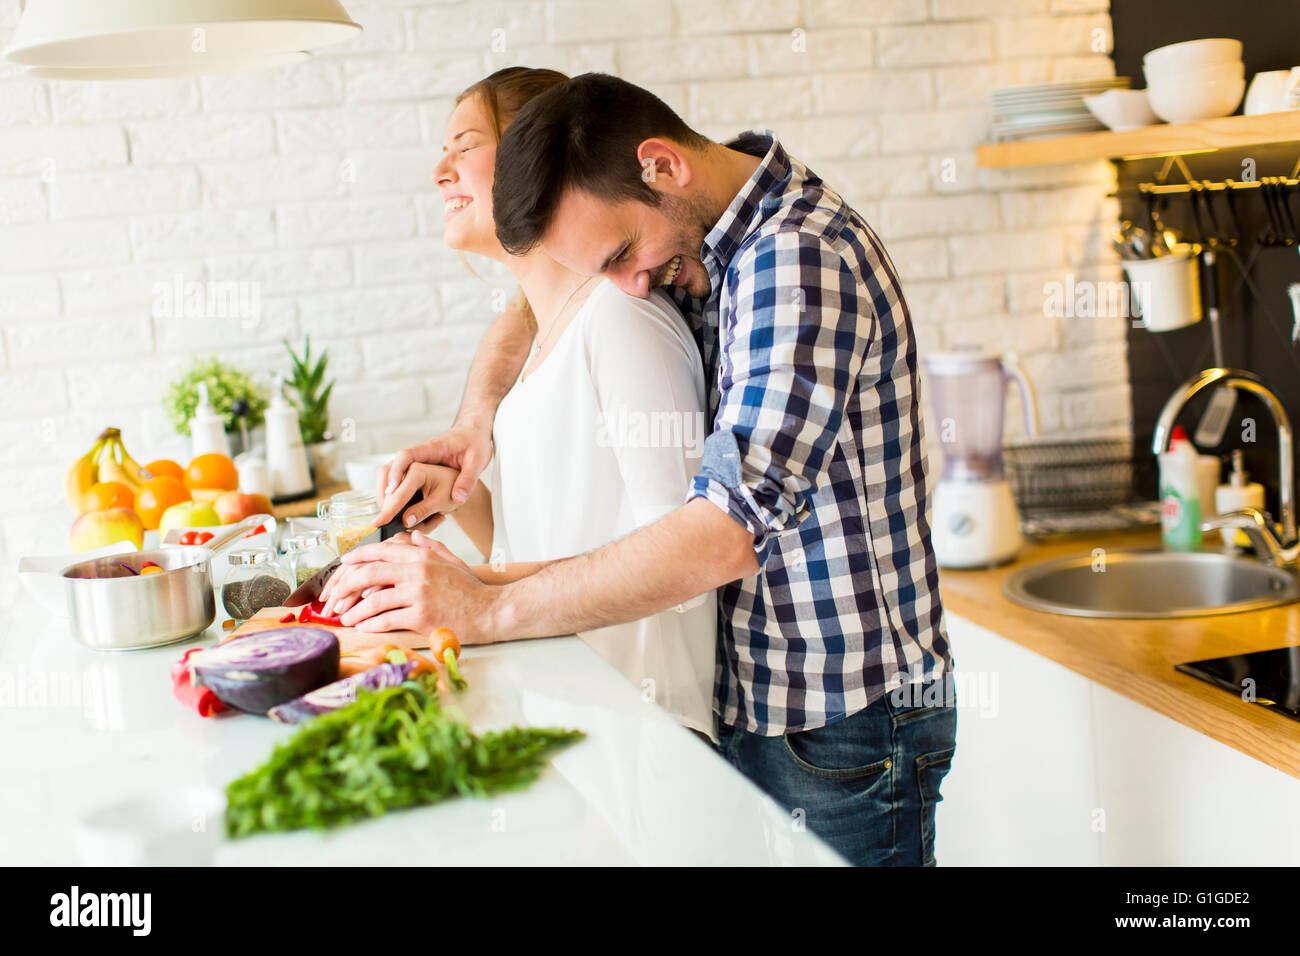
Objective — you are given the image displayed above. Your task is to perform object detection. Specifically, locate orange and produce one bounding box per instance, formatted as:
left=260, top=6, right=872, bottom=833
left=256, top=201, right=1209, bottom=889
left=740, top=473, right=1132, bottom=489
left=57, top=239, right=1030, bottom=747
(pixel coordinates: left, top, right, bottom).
left=143, top=458, right=184, bottom=483
left=184, top=453, right=239, bottom=492
left=81, top=481, right=135, bottom=513
left=136, top=476, right=191, bottom=530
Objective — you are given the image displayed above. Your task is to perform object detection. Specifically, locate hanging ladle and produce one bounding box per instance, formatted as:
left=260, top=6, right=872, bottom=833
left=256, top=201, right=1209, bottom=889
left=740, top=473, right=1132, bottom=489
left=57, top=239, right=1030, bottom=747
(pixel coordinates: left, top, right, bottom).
left=1190, top=184, right=1236, bottom=448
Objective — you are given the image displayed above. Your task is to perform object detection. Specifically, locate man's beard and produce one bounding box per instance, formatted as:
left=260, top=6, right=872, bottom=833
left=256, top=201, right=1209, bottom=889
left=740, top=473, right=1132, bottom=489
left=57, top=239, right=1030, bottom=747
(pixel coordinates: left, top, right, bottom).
left=650, top=192, right=719, bottom=289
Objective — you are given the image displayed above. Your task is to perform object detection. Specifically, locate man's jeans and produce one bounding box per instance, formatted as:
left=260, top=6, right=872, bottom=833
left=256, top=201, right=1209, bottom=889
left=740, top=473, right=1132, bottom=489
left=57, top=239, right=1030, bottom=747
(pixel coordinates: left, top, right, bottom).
left=714, top=678, right=958, bottom=866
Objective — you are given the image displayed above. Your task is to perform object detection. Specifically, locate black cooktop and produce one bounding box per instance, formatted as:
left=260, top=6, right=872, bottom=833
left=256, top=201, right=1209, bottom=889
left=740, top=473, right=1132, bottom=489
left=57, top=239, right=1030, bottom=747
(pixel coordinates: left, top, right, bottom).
left=1177, top=646, right=1300, bottom=722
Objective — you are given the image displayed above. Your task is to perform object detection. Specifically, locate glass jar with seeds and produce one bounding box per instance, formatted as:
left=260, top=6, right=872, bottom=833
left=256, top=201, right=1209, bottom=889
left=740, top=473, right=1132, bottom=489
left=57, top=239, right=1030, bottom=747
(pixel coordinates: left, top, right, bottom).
left=317, top=490, right=381, bottom=556
left=222, top=547, right=293, bottom=621
left=282, top=530, right=337, bottom=588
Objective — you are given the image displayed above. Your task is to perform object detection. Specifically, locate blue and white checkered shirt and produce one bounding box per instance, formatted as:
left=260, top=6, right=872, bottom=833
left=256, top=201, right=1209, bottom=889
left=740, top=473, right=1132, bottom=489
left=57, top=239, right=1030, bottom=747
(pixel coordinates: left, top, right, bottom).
left=683, top=131, right=953, bottom=736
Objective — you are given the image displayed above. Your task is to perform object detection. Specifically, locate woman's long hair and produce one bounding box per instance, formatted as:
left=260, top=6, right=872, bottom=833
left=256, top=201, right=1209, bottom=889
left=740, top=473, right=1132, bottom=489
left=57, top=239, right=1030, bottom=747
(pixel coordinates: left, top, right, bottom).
left=455, top=67, right=570, bottom=335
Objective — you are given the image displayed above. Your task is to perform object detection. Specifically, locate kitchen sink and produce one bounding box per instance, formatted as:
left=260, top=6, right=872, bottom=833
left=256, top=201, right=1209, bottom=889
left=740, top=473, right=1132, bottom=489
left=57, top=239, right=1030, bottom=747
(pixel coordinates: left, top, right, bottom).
left=1002, top=548, right=1300, bottom=619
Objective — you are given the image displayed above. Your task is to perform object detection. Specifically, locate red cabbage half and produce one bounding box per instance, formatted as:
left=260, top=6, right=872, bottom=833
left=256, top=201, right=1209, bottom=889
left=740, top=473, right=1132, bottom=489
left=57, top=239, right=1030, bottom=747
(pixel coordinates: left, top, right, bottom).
left=189, top=627, right=339, bottom=715
left=267, top=660, right=416, bottom=724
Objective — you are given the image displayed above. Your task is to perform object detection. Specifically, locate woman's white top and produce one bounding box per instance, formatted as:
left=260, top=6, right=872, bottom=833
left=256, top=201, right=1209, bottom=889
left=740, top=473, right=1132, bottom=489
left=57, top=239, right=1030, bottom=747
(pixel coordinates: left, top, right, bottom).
left=486, top=280, right=716, bottom=738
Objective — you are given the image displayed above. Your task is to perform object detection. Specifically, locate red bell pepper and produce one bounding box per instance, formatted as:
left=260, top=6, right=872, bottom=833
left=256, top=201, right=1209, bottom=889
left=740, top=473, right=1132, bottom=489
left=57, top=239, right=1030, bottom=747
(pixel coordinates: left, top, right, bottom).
left=297, top=599, right=344, bottom=627
left=169, top=648, right=228, bottom=717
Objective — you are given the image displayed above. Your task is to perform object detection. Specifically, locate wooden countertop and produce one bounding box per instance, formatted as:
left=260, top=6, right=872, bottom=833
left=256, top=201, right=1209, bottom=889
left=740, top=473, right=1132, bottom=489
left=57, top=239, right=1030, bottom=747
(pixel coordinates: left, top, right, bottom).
left=937, top=527, right=1300, bottom=780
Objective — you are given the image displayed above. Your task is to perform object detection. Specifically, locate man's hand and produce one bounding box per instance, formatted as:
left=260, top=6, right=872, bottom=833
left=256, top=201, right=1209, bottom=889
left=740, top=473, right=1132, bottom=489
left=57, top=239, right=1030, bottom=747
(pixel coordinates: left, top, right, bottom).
left=319, top=531, right=499, bottom=641
left=375, top=422, right=492, bottom=525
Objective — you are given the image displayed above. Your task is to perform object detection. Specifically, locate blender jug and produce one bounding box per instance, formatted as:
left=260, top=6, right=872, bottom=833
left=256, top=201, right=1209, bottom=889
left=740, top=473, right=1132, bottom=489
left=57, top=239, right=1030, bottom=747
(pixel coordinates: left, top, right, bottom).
left=928, top=350, right=1040, bottom=481
left=923, top=349, right=1039, bottom=567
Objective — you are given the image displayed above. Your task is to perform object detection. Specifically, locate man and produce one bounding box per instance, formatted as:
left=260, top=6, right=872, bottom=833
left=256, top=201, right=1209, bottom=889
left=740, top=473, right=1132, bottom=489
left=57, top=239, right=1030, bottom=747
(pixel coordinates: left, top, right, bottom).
left=321, top=73, right=956, bottom=866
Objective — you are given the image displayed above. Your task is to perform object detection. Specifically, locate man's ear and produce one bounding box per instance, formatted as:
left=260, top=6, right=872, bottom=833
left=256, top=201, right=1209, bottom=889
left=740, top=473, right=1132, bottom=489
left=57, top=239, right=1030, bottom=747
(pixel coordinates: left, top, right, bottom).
left=636, top=137, right=693, bottom=194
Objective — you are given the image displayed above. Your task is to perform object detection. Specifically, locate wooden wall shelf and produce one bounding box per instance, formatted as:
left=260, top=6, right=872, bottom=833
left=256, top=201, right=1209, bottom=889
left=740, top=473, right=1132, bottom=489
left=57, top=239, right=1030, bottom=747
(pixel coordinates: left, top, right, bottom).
left=976, top=111, right=1300, bottom=168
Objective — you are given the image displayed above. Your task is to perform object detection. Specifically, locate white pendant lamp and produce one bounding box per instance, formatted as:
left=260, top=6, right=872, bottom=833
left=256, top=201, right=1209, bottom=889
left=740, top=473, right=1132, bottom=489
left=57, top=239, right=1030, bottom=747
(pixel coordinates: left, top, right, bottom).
left=3, top=0, right=361, bottom=79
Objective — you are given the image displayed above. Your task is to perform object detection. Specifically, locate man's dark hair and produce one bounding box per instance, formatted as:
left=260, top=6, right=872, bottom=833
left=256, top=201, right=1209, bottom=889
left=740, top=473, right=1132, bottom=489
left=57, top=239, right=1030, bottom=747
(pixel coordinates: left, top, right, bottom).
left=492, top=72, right=710, bottom=255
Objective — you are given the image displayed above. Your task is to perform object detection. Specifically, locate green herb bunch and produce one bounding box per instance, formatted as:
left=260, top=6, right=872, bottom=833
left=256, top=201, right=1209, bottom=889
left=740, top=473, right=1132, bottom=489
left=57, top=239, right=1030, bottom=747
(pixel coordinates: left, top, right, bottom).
left=164, top=357, right=268, bottom=437
left=224, top=674, right=584, bottom=837
left=282, top=336, right=334, bottom=445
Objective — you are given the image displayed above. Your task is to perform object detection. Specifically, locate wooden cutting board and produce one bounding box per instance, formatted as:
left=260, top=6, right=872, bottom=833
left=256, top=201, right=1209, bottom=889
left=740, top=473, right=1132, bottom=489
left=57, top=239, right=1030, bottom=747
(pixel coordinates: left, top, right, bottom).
left=224, top=606, right=432, bottom=655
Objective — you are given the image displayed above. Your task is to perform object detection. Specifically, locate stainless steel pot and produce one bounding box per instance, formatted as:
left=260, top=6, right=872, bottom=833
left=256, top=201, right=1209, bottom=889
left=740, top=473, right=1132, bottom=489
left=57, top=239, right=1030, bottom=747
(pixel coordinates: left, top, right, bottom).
left=62, top=547, right=216, bottom=651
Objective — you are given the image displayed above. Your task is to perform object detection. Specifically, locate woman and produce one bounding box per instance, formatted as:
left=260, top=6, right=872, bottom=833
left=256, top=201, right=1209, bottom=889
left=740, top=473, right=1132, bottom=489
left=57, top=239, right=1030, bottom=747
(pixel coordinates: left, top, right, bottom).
left=323, top=68, right=716, bottom=738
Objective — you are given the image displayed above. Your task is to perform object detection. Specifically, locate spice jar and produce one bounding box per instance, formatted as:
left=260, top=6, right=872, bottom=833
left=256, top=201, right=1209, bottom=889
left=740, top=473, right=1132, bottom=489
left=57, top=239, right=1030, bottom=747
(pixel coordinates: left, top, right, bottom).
left=222, top=547, right=293, bottom=621
left=318, top=490, right=381, bottom=556
left=282, top=530, right=338, bottom=588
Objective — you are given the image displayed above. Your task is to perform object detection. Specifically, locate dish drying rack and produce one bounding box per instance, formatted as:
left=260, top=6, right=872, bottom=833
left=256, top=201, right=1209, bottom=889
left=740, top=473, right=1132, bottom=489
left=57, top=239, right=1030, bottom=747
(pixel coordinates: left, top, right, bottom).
left=1002, top=437, right=1161, bottom=538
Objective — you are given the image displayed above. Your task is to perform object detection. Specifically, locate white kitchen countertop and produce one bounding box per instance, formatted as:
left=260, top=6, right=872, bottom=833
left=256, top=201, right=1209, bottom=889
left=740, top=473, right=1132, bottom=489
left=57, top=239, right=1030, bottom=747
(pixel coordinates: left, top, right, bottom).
left=1, top=544, right=845, bottom=866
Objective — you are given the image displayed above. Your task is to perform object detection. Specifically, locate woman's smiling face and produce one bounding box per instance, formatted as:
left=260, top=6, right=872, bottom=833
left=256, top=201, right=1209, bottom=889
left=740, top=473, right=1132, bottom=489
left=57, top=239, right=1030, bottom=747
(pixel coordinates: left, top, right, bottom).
left=432, top=95, right=500, bottom=258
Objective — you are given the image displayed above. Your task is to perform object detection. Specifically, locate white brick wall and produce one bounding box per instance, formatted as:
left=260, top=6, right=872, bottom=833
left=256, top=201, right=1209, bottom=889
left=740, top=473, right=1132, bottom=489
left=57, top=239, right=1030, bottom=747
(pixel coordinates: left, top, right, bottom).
left=0, top=0, right=1126, bottom=562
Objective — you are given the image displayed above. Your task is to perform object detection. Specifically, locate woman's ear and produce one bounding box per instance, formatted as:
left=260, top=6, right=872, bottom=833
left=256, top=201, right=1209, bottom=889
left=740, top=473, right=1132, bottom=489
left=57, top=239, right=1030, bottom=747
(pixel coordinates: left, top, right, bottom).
left=636, top=137, right=693, bottom=194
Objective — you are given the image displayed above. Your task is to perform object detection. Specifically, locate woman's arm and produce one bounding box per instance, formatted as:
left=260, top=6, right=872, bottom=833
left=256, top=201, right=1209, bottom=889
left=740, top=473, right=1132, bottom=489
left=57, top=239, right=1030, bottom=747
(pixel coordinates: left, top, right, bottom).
left=376, top=291, right=532, bottom=523
left=385, top=463, right=495, bottom=558
left=449, top=480, right=494, bottom=558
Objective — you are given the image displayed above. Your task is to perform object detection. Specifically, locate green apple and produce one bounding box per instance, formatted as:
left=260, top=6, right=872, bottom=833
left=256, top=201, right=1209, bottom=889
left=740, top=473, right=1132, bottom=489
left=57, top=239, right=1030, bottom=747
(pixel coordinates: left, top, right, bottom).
left=159, top=501, right=222, bottom=536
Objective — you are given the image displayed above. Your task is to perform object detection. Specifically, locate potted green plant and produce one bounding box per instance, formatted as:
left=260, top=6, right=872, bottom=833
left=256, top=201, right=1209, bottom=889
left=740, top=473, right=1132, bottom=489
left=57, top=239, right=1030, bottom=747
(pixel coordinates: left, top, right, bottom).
left=164, top=358, right=269, bottom=457
left=283, top=336, right=338, bottom=486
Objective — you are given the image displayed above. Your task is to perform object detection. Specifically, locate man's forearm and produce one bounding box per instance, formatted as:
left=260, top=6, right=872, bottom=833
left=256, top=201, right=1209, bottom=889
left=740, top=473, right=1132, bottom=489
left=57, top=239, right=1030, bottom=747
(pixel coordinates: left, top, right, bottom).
left=488, top=498, right=760, bottom=639
left=455, top=293, right=532, bottom=429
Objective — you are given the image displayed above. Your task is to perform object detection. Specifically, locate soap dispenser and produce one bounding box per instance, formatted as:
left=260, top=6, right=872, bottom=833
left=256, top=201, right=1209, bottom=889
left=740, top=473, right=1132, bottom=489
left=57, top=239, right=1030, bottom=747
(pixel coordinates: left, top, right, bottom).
left=265, top=375, right=314, bottom=499
left=1159, top=424, right=1202, bottom=551
left=189, top=381, right=231, bottom=459
left=1214, top=450, right=1266, bottom=549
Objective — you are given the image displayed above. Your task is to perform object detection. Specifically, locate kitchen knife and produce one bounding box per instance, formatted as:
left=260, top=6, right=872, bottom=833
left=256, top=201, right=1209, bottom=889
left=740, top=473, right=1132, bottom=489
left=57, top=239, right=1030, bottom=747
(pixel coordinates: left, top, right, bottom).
left=284, top=491, right=424, bottom=607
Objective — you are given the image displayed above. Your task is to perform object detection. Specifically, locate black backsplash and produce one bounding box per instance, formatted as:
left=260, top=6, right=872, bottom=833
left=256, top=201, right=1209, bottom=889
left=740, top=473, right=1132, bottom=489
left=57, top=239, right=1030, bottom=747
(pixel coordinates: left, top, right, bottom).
left=1111, top=0, right=1300, bottom=519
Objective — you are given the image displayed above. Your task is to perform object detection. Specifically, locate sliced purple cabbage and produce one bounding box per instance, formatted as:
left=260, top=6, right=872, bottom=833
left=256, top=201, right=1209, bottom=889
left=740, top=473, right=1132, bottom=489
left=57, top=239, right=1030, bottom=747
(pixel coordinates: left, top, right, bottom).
left=189, top=627, right=339, bottom=715
left=267, top=661, right=417, bottom=724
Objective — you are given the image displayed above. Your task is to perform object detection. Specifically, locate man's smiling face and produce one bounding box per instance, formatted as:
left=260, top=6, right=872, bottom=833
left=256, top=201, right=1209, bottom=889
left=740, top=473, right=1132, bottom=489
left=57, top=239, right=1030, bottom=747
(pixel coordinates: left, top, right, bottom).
left=541, top=187, right=717, bottom=300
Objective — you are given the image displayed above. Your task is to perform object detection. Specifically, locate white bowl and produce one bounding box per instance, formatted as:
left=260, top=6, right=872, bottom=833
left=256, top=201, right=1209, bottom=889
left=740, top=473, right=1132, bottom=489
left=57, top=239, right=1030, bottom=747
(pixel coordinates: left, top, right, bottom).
left=1144, top=59, right=1244, bottom=88
left=1147, top=74, right=1246, bottom=123
left=345, top=452, right=396, bottom=496
left=1084, top=89, right=1160, bottom=131
left=1143, top=38, right=1242, bottom=74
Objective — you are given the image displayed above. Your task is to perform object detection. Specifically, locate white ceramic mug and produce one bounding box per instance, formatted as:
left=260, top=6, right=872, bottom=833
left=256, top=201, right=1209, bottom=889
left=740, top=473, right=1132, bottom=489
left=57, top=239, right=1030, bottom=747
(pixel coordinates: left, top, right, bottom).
left=1286, top=67, right=1300, bottom=109
left=1123, top=252, right=1203, bottom=332
left=1245, top=70, right=1292, bottom=115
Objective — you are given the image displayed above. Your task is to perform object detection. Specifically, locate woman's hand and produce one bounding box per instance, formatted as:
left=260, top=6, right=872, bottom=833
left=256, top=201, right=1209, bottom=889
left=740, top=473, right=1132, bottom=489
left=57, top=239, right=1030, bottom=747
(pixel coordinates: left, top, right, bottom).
left=376, top=463, right=463, bottom=532
left=319, top=531, right=496, bottom=641
left=376, top=423, right=493, bottom=525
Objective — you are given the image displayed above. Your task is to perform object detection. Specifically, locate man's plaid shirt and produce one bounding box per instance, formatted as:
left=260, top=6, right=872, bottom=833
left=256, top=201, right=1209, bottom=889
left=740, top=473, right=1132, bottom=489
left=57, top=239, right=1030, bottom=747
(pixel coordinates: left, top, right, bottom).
left=683, top=131, right=953, bottom=735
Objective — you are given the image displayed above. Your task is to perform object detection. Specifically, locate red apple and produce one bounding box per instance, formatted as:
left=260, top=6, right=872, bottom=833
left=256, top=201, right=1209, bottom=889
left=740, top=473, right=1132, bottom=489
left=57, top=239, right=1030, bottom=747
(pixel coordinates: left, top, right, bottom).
left=70, top=507, right=145, bottom=552
left=214, top=491, right=273, bottom=525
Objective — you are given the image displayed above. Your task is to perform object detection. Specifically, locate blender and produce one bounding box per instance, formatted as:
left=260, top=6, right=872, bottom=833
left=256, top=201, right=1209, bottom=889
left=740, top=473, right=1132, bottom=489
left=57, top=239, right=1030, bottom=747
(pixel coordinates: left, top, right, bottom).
left=923, top=349, right=1040, bottom=568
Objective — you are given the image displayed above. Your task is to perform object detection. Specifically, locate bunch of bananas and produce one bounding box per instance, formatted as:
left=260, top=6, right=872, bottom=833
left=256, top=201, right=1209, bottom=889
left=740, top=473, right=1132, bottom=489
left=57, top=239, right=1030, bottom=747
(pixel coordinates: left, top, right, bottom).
left=63, top=427, right=150, bottom=511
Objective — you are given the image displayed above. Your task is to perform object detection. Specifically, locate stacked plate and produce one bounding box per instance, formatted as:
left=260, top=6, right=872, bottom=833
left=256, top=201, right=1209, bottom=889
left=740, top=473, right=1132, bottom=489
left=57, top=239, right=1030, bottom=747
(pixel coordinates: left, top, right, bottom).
left=990, top=78, right=1130, bottom=141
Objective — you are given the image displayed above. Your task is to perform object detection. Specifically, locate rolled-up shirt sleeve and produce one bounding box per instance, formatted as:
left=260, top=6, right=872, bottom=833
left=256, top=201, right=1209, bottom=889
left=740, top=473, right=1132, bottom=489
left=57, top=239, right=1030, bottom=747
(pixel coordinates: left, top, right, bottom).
left=689, top=229, right=872, bottom=566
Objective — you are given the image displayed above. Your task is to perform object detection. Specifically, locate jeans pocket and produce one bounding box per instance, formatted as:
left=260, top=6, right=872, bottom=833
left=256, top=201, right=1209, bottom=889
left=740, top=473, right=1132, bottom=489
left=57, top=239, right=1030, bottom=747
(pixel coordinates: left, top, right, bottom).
left=782, top=719, right=892, bottom=782
left=916, top=745, right=956, bottom=866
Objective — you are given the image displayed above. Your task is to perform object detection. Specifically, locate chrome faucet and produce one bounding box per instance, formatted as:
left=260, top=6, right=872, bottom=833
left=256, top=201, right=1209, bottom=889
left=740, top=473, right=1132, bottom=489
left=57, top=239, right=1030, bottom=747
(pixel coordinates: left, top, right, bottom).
left=1151, top=368, right=1298, bottom=567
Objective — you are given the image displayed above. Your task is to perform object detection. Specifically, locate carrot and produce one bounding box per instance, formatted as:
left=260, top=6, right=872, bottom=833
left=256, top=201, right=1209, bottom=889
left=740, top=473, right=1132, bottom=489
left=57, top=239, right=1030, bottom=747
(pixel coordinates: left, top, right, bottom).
left=431, top=628, right=466, bottom=690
